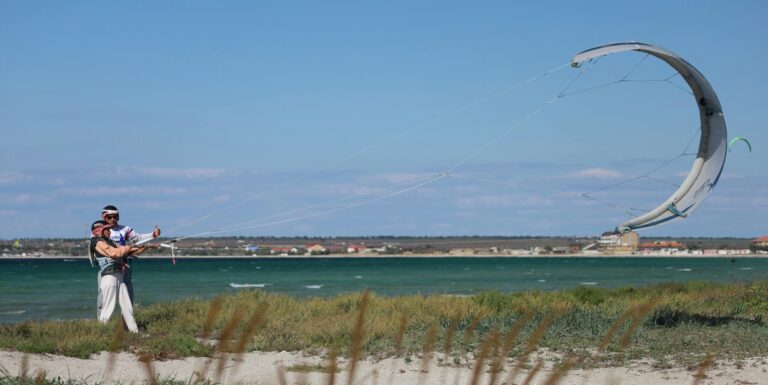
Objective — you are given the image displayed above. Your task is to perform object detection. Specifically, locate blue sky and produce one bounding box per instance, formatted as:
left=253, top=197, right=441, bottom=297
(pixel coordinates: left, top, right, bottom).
left=1, top=1, right=766, bottom=239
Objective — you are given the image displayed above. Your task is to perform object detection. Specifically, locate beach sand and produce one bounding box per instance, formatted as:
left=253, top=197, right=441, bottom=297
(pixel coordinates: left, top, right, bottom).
left=2, top=349, right=766, bottom=385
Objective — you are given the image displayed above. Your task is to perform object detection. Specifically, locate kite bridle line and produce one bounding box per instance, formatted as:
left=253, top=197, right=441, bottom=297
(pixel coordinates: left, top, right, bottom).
left=161, top=62, right=573, bottom=242
left=447, top=52, right=709, bottom=222
left=157, top=48, right=705, bottom=251
left=163, top=173, right=448, bottom=244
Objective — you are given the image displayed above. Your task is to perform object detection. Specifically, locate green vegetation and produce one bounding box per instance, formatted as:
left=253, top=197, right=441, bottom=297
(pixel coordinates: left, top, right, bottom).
left=1, top=281, right=767, bottom=370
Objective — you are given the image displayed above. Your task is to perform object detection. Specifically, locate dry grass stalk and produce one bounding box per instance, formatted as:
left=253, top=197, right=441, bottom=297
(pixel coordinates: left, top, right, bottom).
left=105, top=318, right=125, bottom=379
left=229, top=304, right=269, bottom=378
left=201, top=296, right=223, bottom=341
left=468, top=329, right=497, bottom=385
left=347, top=290, right=370, bottom=385
left=505, top=310, right=563, bottom=385
left=579, top=300, right=659, bottom=385
left=452, top=312, right=487, bottom=385
left=217, top=310, right=245, bottom=352
left=386, top=314, right=410, bottom=385
left=194, top=296, right=225, bottom=384
left=521, top=358, right=545, bottom=385
left=573, top=304, right=639, bottom=385
left=618, top=300, right=658, bottom=351
left=543, top=356, right=581, bottom=385
left=215, top=310, right=245, bottom=383
left=276, top=363, right=287, bottom=385
left=19, top=353, right=29, bottom=380
left=417, top=322, right=439, bottom=383
left=295, top=371, right=309, bottom=385
left=437, top=315, right=459, bottom=385
left=234, top=303, right=268, bottom=356
left=34, top=369, right=46, bottom=385
left=462, top=312, right=485, bottom=350
left=470, top=330, right=499, bottom=385
left=193, top=359, right=214, bottom=385
left=443, top=314, right=459, bottom=356
left=488, top=311, right=534, bottom=385
left=139, top=353, right=158, bottom=385
left=597, top=306, right=637, bottom=353
left=394, top=313, right=409, bottom=357
left=483, top=329, right=501, bottom=385
left=326, top=349, right=338, bottom=385
left=691, top=352, right=716, bottom=385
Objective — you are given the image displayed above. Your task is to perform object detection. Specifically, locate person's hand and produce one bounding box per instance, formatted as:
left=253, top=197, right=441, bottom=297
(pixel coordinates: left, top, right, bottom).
left=153, top=225, right=161, bottom=238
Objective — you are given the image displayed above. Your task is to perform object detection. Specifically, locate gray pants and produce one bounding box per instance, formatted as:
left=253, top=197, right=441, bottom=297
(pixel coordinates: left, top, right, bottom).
left=96, top=267, right=133, bottom=317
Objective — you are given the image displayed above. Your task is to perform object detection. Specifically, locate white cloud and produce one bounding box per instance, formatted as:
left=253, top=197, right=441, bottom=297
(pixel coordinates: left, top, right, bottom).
left=132, top=167, right=230, bottom=179
left=567, top=168, right=623, bottom=179
left=455, top=194, right=553, bottom=209
left=0, top=172, right=31, bottom=185
left=14, top=194, right=32, bottom=204
left=302, top=183, right=386, bottom=197
left=57, top=186, right=187, bottom=196
left=366, top=173, right=436, bottom=184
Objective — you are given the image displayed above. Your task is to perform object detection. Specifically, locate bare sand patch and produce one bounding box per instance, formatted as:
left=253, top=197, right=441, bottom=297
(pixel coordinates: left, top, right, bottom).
left=2, top=349, right=766, bottom=385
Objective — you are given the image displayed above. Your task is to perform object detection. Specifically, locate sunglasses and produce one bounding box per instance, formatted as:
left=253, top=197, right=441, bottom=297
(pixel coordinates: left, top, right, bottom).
left=105, top=215, right=119, bottom=220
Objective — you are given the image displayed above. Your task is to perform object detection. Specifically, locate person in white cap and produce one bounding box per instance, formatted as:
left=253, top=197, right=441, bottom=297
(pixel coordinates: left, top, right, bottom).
left=90, top=220, right=155, bottom=333
left=95, top=205, right=161, bottom=318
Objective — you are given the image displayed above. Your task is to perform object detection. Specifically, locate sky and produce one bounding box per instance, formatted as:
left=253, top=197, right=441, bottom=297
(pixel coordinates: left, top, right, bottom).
left=1, top=1, right=767, bottom=239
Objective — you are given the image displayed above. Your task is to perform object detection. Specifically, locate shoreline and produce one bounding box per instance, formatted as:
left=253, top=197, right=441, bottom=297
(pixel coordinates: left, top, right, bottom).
left=2, top=253, right=767, bottom=259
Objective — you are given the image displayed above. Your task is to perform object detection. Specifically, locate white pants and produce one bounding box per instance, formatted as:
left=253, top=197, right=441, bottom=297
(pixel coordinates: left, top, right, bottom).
left=98, top=272, right=139, bottom=333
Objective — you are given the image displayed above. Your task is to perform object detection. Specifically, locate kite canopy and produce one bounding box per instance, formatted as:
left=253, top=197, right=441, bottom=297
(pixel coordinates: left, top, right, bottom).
left=728, top=136, right=752, bottom=152
left=572, top=42, right=727, bottom=233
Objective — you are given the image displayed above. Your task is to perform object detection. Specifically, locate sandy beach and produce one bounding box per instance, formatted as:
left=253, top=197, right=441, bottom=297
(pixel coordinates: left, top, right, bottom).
left=2, top=349, right=766, bottom=385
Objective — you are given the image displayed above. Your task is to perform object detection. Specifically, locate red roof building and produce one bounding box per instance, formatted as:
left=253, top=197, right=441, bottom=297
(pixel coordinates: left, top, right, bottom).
left=638, top=241, right=686, bottom=250
left=752, top=236, right=768, bottom=247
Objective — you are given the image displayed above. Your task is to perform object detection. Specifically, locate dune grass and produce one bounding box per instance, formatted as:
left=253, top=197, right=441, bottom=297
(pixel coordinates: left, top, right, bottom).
left=1, top=280, right=766, bottom=371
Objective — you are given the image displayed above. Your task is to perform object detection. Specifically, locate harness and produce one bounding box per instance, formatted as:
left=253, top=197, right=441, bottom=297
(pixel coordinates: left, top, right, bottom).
left=90, top=237, right=128, bottom=275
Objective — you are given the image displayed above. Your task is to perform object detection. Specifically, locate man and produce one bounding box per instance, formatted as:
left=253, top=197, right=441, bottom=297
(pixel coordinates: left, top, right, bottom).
left=95, top=205, right=161, bottom=317
left=90, top=220, right=154, bottom=333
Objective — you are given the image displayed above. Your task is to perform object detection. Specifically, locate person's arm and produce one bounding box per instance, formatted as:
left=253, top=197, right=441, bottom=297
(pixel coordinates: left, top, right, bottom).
left=125, top=225, right=161, bottom=244
left=96, top=241, right=137, bottom=260
left=130, top=244, right=159, bottom=256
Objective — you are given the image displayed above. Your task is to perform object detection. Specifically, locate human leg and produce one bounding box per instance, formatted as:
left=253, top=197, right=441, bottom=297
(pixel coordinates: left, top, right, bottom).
left=121, top=267, right=134, bottom=330
left=96, top=271, right=103, bottom=318
left=117, top=279, right=138, bottom=333
left=98, top=273, right=119, bottom=323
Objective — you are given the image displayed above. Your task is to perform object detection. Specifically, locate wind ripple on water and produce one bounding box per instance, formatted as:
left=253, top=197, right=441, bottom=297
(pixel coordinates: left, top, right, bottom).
left=229, top=283, right=270, bottom=288
left=0, top=310, right=26, bottom=315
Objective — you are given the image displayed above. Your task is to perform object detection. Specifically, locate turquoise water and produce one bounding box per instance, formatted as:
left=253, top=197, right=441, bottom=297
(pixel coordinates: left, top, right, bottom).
left=1, top=257, right=766, bottom=324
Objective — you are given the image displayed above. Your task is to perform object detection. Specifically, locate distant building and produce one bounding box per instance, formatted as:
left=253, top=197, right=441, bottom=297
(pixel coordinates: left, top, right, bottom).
left=450, top=248, right=477, bottom=256
left=752, top=236, right=768, bottom=249
left=638, top=240, right=686, bottom=251
left=307, top=244, right=327, bottom=254
left=272, top=246, right=306, bottom=257
left=638, top=240, right=686, bottom=255
left=568, top=243, right=584, bottom=254
left=347, top=244, right=366, bottom=253
left=598, top=231, right=638, bottom=254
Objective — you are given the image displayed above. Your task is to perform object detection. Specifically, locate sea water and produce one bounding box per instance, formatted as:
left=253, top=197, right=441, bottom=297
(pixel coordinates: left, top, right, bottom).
left=1, top=257, right=766, bottom=324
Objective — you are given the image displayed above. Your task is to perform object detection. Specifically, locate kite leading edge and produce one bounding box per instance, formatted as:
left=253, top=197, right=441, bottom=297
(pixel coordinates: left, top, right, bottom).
left=571, top=42, right=728, bottom=233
